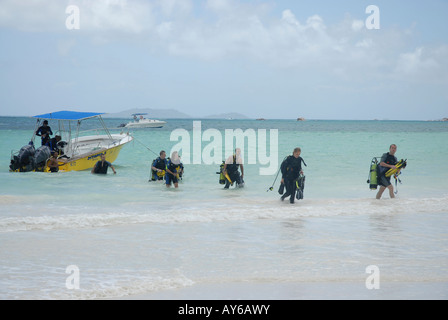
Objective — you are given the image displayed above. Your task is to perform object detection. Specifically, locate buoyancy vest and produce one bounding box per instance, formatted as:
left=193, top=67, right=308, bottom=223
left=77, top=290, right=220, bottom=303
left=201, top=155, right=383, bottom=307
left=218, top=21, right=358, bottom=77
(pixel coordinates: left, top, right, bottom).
left=281, top=156, right=303, bottom=180
left=378, top=152, right=397, bottom=175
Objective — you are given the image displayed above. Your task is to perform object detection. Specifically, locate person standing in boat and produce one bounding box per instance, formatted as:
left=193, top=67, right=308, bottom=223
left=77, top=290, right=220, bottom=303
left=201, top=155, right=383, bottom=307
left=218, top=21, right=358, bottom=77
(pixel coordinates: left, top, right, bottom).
left=35, top=120, right=53, bottom=146
left=91, top=154, right=116, bottom=174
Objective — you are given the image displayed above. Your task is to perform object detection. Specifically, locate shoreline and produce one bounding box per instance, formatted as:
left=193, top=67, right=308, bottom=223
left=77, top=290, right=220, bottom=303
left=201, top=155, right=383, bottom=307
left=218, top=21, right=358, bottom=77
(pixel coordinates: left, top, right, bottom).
left=113, top=281, right=448, bottom=300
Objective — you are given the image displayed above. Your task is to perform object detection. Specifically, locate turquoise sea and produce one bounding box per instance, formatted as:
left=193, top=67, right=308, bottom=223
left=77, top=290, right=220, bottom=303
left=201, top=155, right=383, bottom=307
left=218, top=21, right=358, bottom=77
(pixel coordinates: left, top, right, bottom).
left=0, top=117, right=447, bottom=299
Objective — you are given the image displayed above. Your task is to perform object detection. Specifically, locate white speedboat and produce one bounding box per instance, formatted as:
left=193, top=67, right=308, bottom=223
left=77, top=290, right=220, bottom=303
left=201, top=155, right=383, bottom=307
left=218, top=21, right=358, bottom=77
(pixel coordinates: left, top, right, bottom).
left=124, top=113, right=166, bottom=128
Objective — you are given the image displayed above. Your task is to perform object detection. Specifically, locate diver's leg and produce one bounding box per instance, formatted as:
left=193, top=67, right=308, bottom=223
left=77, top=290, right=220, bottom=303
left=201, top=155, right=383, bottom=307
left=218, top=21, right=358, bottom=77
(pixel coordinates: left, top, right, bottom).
left=376, top=186, right=386, bottom=199
left=281, top=180, right=292, bottom=201
left=387, top=185, right=395, bottom=199
left=289, top=181, right=296, bottom=203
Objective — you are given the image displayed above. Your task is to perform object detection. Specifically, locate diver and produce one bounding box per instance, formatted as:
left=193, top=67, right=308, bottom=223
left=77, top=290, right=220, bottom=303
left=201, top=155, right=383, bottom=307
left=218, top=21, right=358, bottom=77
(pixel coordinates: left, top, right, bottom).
left=151, top=150, right=167, bottom=181
left=91, top=154, right=116, bottom=174
left=35, top=120, right=53, bottom=146
left=223, top=148, right=244, bottom=189
left=165, top=151, right=181, bottom=188
left=280, top=147, right=305, bottom=204
left=47, top=151, right=61, bottom=173
left=376, top=144, right=398, bottom=199
left=45, top=135, right=62, bottom=153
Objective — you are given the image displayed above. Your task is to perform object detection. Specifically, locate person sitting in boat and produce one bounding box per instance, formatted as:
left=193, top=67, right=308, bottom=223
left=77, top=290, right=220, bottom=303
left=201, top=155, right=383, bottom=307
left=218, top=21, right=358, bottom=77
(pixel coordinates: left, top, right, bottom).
left=151, top=150, right=167, bottom=181
left=35, top=120, right=53, bottom=146
left=165, top=151, right=181, bottom=188
left=45, top=135, right=62, bottom=153
left=91, top=154, right=116, bottom=174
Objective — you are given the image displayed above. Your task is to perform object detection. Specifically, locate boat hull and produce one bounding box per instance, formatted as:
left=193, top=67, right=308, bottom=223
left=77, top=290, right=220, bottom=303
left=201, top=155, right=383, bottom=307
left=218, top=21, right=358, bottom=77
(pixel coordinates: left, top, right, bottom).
left=48, top=143, right=125, bottom=172
left=10, top=134, right=133, bottom=173
left=124, top=119, right=166, bottom=128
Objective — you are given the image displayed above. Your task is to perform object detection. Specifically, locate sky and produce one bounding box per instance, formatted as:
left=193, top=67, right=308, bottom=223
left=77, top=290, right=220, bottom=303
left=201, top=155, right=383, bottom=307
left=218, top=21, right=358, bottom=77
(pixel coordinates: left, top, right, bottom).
left=0, top=0, right=447, bottom=120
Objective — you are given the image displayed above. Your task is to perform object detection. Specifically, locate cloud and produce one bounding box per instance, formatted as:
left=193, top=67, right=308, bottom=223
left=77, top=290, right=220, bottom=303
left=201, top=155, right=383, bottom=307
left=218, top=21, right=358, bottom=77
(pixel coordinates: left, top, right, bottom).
left=0, top=0, right=66, bottom=32
left=393, top=46, right=448, bottom=84
left=1, top=0, right=447, bottom=86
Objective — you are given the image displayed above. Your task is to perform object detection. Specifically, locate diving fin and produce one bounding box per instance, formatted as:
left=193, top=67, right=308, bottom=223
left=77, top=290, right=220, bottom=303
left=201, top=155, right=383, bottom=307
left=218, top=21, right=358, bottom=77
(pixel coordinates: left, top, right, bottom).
left=278, top=183, right=285, bottom=195
left=385, top=159, right=407, bottom=177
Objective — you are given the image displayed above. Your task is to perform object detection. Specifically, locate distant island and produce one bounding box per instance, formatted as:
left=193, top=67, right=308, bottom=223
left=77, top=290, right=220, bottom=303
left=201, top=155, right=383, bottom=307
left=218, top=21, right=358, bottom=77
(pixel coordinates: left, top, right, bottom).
left=102, top=108, right=249, bottom=120
left=204, top=112, right=249, bottom=120
left=102, top=108, right=191, bottom=119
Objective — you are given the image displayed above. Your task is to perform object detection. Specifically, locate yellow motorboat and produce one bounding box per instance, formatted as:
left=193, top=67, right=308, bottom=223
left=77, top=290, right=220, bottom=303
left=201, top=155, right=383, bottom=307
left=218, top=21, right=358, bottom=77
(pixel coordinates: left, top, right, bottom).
left=9, top=111, right=133, bottom=172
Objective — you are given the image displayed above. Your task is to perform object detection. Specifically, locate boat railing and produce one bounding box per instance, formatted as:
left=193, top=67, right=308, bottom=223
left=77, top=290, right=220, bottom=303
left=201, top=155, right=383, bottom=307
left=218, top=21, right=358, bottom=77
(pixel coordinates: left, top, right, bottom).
left=75, top=127, right=130, bottom=137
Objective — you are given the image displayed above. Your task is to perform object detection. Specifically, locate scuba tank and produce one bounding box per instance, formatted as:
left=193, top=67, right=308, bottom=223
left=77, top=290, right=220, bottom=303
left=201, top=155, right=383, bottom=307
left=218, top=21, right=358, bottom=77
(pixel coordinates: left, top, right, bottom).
left=216, top=161, right=226, bottom=184
left=367, top=157, right=379, bottom=190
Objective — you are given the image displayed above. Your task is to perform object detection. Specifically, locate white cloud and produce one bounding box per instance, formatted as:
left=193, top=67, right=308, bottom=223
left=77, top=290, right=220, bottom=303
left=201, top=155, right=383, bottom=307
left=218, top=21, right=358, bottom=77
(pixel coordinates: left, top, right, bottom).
left=0, top=0, right=66, bottom=32
left=351, top=19, right=364, bottom=32
left=1, top=0, right=447, bottom=86
left=394, top=46, right=448, bottom=84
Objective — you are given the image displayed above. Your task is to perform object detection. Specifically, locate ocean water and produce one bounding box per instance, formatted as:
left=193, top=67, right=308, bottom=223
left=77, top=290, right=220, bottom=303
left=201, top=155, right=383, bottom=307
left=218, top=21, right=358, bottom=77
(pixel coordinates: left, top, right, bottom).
left=0, top=117, right=447, bottom=299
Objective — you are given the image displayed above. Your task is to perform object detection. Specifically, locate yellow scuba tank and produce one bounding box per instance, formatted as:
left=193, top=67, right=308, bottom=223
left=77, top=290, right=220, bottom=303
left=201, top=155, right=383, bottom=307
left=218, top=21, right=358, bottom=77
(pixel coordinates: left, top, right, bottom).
left=217, top=161, right=226, bottom=184
left=367, top=157, right=379, bottom=190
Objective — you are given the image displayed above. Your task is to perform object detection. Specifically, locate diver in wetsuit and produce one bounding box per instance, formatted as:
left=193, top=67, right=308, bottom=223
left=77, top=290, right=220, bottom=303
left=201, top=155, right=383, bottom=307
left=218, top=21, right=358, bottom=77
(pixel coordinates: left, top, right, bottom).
left=376, top=144, right=398, bottom=199
left=35, top=120, right=53, bottom=146
left=45, top=135, right=61, bottom=153
left=151, top=150, right=168, bottom=181
left=91, top=154, right=116, bottom=174
left=280, top=147, right=304, bottom=204
left=223, top=148, right=244, bottom=189
left=165, top=151, right=181, bottom=188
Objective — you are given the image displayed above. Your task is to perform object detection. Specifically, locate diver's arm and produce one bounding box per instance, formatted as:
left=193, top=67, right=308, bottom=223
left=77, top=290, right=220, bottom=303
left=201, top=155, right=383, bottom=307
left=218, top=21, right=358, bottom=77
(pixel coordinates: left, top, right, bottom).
left=379, top=162, right=397, bottom=169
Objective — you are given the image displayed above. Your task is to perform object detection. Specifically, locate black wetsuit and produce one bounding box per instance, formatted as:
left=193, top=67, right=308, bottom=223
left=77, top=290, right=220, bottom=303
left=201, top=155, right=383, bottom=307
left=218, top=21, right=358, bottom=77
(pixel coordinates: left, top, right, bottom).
left=378, top=152, right=397, bottom=187
left=36, top=125, right=53, bottom=146
left=45, top=137, right=59, bottom=152
left=280, top=156, right=303, bottom=203
left=93, top=160, right=112, bottom=174
left=224, top=155, right=243, bottom=188
left=151, top=157, right=167, bottom=181
left=165, top=160, right=180, bottom=185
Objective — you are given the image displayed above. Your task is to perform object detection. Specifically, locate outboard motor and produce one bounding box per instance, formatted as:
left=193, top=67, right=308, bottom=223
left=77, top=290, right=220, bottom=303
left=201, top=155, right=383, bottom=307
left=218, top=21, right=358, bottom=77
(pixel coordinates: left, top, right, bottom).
left=10, top=143, right=35, bottom=172
left=33, top=145, right=51, bottom=171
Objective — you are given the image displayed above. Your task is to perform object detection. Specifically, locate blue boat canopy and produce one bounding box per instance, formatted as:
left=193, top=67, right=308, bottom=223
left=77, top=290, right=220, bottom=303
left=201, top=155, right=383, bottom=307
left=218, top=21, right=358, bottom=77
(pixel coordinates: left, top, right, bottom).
left=33, top=111, right=105, bottom=121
